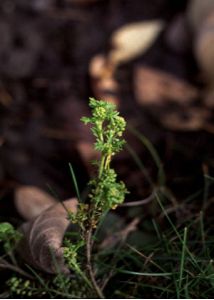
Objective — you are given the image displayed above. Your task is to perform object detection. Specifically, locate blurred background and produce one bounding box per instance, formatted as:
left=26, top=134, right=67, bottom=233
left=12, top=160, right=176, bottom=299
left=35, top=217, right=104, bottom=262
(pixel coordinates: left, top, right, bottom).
left=0, top=0, right=214, bottom=221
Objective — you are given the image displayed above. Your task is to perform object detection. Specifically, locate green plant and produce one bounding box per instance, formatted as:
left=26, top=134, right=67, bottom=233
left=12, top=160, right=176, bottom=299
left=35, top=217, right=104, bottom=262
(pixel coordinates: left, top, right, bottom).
left=7, top=277, right=33, bottom=297
left=0, top=222, right=22, bottom=253
left=0, top=221, right=22, bottom=270
left=1, top=107, right=214, bottom=298
left=81, top=97, right=128, bottom=213
left=65, top=97, right=128, bottom=298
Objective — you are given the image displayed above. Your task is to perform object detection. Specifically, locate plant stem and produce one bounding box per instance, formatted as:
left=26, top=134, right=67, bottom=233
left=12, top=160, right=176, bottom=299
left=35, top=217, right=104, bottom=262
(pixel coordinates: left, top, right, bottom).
left=73, top=262, right=92, bottom=289
left=85, top=228, right=104, bottom=299
left=99, top=156, right=105, bottom=179
left=0, top=258, right=33, bottom=279
left=104, top=154, right=111, bottom=169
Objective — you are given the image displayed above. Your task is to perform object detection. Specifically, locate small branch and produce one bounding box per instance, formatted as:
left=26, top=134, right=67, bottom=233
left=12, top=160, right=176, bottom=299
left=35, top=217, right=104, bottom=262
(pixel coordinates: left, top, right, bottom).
left=85, top=228, right=104, bottom=299
left=119, top=193, right=154, bottom=207
left=0, top=258, right=33, bottom=279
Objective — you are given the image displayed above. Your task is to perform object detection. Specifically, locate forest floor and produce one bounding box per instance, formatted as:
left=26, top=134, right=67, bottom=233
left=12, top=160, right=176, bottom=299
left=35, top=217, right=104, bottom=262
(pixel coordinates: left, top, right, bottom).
left=0, top=0, right=214, bottom=298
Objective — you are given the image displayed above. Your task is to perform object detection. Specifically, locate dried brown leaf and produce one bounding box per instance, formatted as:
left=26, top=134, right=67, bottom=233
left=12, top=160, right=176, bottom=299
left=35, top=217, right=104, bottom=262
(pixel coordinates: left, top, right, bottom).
left=194, top=12, right=214, bottom=86
left=133, top=66, right=213, bottom=131
left=161, top=107, right=211, bottom=131
left=134, top=66, right=198, bottom=105
left=110, top=21, right=164, bottom=66
left=15, top=186, right=57, bottom=220
left=187, top=1, right=214, bottom=89
left=18, top=198, right=78, bottom=274
left=89, top=54, right=120, bottom=106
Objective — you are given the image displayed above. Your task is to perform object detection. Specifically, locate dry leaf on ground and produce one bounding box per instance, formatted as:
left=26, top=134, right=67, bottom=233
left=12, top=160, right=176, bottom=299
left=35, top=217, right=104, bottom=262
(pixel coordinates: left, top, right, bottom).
left=15, top=186, right=57, bottom=220
left=133, top=66, right=213, bottom=131
left=18, top=198, right=78, bottom=274
left=187, top=0, right=214, bottom=106
left=134, top=66, right=198, bottom=105
left=89, top=54, right=120, bottom=106
left=110, top=21, right=164, bottom=66
left=89, top=20, right=164, bottom=107
left=15, top=186, right=78, bottom=274
left=161, top=107, right=211, bottom=131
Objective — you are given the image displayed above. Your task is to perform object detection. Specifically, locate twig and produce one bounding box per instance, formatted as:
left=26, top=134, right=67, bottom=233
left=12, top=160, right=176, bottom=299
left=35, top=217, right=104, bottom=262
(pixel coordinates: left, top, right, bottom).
left=85, top=228, right=104, bottom=299
left=119, top=193, right=154, bottom=207
left=126, top=244, right=165, bottom=273
left=0, top=258, right=33, bottom=279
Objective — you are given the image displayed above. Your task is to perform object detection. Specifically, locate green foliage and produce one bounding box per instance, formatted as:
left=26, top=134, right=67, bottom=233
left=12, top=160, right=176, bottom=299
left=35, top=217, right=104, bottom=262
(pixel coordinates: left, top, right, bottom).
left=7, top=277, right=34, bottom=297
left=75, top=98, right=128, bottom=229
left=81, top=97, right=126, bottom=157
left=68, top=203, right=89, bottom=230
left=0, top=222, right=22, bottom=252
left=2, top=115, right=214, bottom=298
left=63, top=239, right=92, bottom=290
left=89, top=168, right=127, bottom=212
left=7, top=273, right=88, bottom=298
left=65, top=98, right=128, bottom=298
left=0, top=98, right=128, bottom=299
left=63, top=238, right=84, bottom=271
left=53, top=275, right=89, bottom=298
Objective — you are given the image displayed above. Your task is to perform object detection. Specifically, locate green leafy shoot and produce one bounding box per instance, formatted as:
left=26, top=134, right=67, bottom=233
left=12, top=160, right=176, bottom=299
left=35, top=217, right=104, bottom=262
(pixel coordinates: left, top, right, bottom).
left=0, top=222, right=22, bottom=253
left=81, top=97, right=128, bottom=218
left=65, top=98, right=128, bottom=298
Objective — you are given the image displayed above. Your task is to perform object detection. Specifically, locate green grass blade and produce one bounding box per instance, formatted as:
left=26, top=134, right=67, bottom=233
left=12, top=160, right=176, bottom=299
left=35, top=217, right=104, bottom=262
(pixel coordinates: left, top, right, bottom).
left=26, top=264, right=53, bottom=297
left=178, top=227, right=188, bottom=292
left=69, top=163, right=81, bottom=202
left=155, top=191, right=201, bottom=272
left=118, top=269, right=173, bottom=277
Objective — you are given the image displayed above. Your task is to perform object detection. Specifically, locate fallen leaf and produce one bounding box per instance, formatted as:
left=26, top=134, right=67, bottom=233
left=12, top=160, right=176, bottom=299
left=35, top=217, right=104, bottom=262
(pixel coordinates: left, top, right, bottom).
left=194, top=12, right=214, bottom=86
left=14, top=186, right=78, bottom=274
left=89, top=54, right=120, bottom=106
left=15, top=186, right=57, bottom=220
left=89, top=21, right=164, bottom=107
left=187, top=1, right=214, bottom=89
left=110, top=20, right=164, bottom=66
left=161, top=107, right=211, bottom=131
left=133, top=66, right=213, bottom=131
left=134, top=66, right=198, bottom=105
left=18, top=198, right=78, bottom=274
